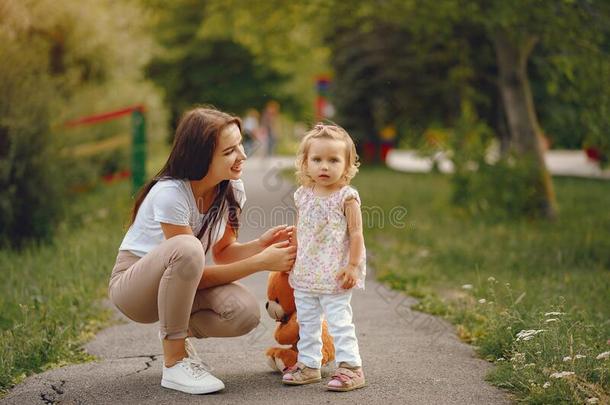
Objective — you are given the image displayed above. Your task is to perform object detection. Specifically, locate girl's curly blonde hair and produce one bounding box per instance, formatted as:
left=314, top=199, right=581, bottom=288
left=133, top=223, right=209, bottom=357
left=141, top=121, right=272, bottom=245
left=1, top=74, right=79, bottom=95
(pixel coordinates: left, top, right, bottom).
left=295, top=123, right=360, bottom=187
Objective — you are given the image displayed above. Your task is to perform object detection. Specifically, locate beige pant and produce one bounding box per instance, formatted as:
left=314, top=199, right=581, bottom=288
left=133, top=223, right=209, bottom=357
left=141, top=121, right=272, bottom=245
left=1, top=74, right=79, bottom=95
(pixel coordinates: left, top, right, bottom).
left=109, top=234, right=260, bottom=340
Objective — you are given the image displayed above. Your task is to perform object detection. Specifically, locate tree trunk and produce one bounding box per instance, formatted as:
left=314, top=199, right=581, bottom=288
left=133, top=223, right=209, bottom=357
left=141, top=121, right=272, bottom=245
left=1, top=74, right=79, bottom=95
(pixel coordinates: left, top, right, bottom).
left=493, top=29, right=558, bottom=219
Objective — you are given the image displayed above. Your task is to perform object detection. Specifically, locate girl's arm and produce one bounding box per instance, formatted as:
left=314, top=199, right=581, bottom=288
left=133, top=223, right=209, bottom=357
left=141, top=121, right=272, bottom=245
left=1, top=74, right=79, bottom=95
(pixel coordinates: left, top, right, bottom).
left=337, top=198, right=365, bottom=289
left=345, top=198, right=365, bottom=267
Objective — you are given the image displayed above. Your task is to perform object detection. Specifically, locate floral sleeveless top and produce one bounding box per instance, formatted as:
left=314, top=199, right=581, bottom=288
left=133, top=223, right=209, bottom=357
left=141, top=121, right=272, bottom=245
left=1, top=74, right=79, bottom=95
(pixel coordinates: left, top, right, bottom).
left=289, top=185, right=366, bottom=294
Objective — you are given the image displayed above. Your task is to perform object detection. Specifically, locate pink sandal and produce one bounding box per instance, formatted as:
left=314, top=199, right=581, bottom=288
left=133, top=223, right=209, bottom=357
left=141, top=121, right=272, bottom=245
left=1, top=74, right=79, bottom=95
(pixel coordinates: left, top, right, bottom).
left=327, top=366, right=365, bottom=392
left=282, top=362, right=322, bottom=385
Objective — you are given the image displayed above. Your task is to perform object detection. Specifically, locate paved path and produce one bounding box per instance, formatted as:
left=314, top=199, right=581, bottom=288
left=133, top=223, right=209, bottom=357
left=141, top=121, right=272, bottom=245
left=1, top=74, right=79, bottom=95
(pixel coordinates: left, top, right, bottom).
left=3, top=157, right=511, bottom=404
left=387, top=149, right=610, bottom=179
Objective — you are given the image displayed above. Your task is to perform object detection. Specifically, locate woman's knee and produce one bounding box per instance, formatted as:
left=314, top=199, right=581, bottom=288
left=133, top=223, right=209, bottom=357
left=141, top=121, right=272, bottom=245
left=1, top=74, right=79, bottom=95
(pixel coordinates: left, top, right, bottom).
left=167, top=235, right=205, bottom=280
left=218, top=285, right=261, bottom=336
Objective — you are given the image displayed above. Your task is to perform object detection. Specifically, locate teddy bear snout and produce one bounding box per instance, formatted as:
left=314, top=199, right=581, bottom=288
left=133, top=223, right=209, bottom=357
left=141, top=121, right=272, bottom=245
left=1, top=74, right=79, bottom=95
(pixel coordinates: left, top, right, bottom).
left=266, top=300, right=285, bottom=321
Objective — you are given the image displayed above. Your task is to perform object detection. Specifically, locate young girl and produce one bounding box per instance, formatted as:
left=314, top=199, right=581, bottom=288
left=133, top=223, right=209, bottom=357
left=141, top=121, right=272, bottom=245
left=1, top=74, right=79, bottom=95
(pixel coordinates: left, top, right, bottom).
left=282, top=123, right=366, bottom=392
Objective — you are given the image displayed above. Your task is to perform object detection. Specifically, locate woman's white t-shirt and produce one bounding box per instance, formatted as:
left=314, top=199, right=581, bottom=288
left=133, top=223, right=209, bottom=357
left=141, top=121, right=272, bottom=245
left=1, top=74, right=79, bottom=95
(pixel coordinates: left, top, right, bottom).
left=119, top=178, right=246, bottom=257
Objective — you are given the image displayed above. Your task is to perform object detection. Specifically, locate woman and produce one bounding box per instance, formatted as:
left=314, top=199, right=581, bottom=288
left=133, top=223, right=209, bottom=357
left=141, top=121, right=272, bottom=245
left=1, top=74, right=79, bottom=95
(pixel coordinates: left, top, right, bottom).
left=108, top=107, right=296, bottom=395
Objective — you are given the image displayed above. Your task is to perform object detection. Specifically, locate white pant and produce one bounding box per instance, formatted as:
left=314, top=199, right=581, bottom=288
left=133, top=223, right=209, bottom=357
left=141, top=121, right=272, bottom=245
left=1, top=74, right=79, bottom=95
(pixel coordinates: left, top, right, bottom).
left=294, top=289, right=362, bottom=369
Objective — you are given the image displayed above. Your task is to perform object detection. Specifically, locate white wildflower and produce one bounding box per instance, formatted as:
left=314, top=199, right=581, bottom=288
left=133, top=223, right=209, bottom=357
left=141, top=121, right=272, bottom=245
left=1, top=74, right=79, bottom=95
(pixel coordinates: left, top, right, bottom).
left=487, top=276, right=496, bottom=282
left=516, top=329, right=545, bottom=341
left=462, top=284, right=473, bottom=290
left=543, top=381, right=551, bottom=388
left=496, top=357, right=505, bottom=362
left=550, top=371, right=575, bottom=379
left=511, top=352, right=525, bottom=362
left=478, top=298, right=487, bottom=304
left=545, top=318, right=559, bottom=323
left=544, top=311, right=565, bottom=317
left=563, top=354, right=586, bottom=362
left=596, top=351, right=610, bottom=360
left=586, top=398, right=599, bottom=404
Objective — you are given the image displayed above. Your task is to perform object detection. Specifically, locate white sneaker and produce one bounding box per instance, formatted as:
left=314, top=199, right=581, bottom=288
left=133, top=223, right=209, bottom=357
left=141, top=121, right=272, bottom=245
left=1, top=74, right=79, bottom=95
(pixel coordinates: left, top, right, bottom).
left=159, top=334, right=223, bottom=394
left=161, top=356, right=225, bottom=394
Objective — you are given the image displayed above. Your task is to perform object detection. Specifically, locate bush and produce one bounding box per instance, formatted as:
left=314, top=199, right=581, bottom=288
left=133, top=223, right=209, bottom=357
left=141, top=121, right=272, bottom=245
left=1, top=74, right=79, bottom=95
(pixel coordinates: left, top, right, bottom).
left=0, top=41, right=64, bottom=248
left=452, top=157, right=552, bottom=221
left=448, top=102, right=552, bottom=220
left=0, top=0, right=168, bottom=247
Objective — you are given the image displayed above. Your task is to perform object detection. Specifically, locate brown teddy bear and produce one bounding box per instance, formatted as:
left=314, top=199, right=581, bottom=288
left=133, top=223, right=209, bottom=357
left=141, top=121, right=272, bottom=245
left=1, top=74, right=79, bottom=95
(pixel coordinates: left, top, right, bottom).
left=265, top=272, right=335, bottom=372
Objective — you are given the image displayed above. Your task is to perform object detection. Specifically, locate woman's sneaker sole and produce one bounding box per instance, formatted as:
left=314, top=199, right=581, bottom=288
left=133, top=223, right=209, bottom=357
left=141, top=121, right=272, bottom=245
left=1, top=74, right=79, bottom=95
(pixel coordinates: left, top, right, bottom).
left=161, top=379, right=225, bottom=394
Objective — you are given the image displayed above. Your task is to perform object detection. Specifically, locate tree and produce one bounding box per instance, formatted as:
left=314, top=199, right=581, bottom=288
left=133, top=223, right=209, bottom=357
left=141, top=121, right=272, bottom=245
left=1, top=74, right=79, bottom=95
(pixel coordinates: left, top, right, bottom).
left=533, top=35, right=610, bottom=163
left=199, top=0, right=331, bottom=119
left=147, top=36, right=288, bottom=126
left=469, top=1, right=609, bottom=218
left=323, top=0, right=610, bottom=219
left=325, top=8, right=497, bottom=156
left=144, top=0, right=325, bottom=123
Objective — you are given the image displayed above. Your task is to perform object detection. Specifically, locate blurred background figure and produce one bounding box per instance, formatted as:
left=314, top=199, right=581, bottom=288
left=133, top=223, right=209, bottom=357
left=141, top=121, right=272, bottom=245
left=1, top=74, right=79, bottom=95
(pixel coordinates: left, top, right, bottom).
left=260, top=100, right=281, bottom=157
left=242, top=108, right=260, bottom=157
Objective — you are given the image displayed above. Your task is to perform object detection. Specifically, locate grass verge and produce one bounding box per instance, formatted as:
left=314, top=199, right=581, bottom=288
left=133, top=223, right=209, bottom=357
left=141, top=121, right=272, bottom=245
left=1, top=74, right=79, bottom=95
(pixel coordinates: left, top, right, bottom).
left=353, top=166, right=609, bottom=404
left=0, top=180, right=132, bottom=394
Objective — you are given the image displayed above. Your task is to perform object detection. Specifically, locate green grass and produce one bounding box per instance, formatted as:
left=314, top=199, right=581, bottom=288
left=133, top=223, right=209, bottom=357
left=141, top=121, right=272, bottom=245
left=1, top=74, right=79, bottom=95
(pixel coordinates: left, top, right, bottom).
left=0, top=180, right=132, bottom=394
left=353, top=167, right=610, bottom=404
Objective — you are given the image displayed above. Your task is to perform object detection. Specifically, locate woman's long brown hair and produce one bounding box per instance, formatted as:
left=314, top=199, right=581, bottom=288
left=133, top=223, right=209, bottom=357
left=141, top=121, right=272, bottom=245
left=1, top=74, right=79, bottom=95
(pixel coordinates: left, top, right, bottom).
left=130, top=107, right=242, bottom=252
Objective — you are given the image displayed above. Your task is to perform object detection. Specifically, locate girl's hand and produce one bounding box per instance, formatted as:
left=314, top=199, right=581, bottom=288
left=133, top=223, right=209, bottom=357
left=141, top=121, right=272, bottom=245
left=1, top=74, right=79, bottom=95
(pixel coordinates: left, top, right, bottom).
left=259, top=225, right=295, bottom=248
left=337, top=265, right=360, bottom=289
left=257, top=240, right=297, bottom=272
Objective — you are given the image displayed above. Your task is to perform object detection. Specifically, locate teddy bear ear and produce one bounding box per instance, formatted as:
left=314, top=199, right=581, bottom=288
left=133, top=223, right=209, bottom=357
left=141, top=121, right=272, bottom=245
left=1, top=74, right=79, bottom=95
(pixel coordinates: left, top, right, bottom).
left=267, top=272, right=279, bottom=298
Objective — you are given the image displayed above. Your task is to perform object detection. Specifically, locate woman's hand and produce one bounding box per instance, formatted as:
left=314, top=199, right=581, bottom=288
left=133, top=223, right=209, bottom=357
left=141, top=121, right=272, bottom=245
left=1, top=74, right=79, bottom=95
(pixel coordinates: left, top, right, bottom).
left=256, top=240, right=297, bottom=272
left=258, top=225, right=295, bottom=248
